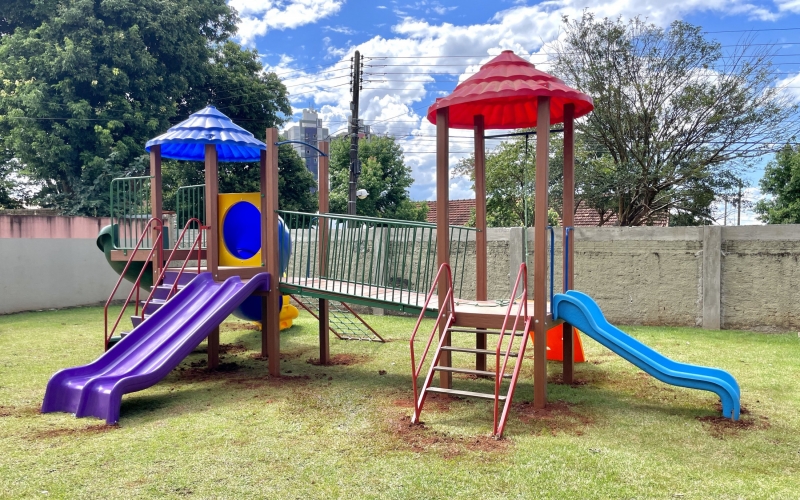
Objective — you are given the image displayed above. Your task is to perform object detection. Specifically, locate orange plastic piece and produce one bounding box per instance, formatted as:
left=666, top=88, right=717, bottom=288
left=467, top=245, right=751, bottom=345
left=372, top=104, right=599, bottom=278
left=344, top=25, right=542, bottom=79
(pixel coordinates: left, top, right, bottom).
left=546, top=324, right=586, bottom=363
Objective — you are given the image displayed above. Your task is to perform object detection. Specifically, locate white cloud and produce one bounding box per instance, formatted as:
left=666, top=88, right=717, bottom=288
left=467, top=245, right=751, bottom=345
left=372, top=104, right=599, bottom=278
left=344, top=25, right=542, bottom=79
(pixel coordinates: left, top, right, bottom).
left=270, top=0, right=787, bottom=201
left=230, top=0, right=345, bottom=45
left=775, top=0, right=800, bottom=13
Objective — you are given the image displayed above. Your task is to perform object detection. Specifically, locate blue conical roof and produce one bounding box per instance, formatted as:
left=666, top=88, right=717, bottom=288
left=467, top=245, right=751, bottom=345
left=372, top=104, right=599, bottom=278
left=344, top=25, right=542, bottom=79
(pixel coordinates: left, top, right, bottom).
left=145, top=106, right=266, bottom=162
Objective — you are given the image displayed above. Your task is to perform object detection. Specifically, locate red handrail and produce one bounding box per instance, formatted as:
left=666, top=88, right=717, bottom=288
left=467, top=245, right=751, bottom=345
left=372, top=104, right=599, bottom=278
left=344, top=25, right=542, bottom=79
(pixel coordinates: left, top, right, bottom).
left=140, top=219, right=208, bottom=318
left=494, top=263, right=528, bottom=435
left=104, top=218, right=164, bottom=350
left=409, top=263, right=456, bottom=417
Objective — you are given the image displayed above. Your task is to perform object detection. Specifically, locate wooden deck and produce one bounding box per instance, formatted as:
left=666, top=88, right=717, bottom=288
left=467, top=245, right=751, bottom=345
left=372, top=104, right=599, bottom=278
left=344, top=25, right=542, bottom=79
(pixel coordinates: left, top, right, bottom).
left=280, top=275, right=559, bottom=330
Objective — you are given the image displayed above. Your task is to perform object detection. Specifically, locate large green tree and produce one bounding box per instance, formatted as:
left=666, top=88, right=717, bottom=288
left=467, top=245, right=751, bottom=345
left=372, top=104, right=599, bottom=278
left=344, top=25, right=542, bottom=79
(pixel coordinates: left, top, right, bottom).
left=328, top=135, right=427, bottom=221
left=754, top=145, right=800, bottom=224
left=552, top=13, right=797, bottom=226
left=0, top=0, right=291, bottom=215
left=455, top=133, right=558, bottom=227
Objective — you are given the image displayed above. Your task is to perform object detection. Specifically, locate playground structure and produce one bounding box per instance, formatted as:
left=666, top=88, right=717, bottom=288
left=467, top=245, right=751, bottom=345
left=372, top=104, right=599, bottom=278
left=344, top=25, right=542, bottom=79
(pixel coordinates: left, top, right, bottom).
left=43, top=52, right=740, bottom=432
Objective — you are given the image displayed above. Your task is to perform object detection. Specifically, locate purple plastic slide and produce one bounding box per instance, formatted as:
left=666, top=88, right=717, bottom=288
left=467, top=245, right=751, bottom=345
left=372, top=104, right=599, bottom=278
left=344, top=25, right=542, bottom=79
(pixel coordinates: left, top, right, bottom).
left=42, top=272, right=270, bottom=424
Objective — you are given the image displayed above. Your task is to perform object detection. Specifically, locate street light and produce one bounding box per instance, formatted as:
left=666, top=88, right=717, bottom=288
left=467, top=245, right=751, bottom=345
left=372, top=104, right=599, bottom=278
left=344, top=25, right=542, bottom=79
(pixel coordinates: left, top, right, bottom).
left=356, top=188, right=368, bottom=200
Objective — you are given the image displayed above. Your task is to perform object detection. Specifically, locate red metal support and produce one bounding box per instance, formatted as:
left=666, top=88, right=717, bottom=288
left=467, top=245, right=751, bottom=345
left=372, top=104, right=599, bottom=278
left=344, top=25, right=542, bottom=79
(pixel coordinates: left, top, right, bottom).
left=103, top=218, right=163, bottom=350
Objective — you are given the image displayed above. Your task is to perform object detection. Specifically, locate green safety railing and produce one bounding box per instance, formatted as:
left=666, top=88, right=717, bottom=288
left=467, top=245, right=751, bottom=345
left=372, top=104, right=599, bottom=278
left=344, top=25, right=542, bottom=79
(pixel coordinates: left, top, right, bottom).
left=278, top=210, right=476, bottom=311
left=174, top=184, right=206, bottom=249
left=110, top=176, right=153, bottom=249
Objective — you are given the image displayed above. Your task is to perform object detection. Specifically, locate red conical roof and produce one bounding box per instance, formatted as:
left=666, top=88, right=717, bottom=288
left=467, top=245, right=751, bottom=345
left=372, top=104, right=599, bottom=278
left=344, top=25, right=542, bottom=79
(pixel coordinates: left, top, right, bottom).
left=427, top=50, right=593, bottom=129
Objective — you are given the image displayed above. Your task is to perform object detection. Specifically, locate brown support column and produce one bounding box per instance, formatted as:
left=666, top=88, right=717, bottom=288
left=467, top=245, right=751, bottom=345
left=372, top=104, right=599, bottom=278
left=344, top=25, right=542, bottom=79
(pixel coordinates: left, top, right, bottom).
left=203, top=144, right=219, bottom=368
left=533, top=96, right=551, bottom=409
left=317, top=141, right=330, bottom=365
left=436, top=107, right=451, bottom=389
left=149, top=146, right=163, bottom=281
left=207, top=326, right=219, bottom=369
left=262, top=130, right=281, bottom=377
left=474, top=115, right=487, bottom=372
left=204, top=144, right=219, bottom=280
left=562, top=104, right=575, bottom=384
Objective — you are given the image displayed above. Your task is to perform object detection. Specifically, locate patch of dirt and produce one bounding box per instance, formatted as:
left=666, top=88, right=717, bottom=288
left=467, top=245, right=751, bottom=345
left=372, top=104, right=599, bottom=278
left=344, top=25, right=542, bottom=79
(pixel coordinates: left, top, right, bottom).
left=220, top=322, right=259, bottom=332
left=178, top=361, right=245, bottom=381
left=512, top=400, right=594, bottom=436
left=218, top=343, right=247, bottom=354
left=392, top=392, right=459, bottom=412
left=306, top=353, right=368, bottom=366
left=697, top=406, right=765, bottom=439
left=32, top=424, right=119, bottom=439
left=0, top=405, right=41, bottom=418
left=548, top=373, right=589, bottom=386
left=251, top=347, right=314, bottom=361
left=386, top=414, right=511, bottom=458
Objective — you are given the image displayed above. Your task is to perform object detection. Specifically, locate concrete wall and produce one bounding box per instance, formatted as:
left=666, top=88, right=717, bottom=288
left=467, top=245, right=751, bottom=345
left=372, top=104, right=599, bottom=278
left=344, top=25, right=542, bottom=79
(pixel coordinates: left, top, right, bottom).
left=0, top=216, right=133, bottom=315
left=494, top=225, right=800, bottom=332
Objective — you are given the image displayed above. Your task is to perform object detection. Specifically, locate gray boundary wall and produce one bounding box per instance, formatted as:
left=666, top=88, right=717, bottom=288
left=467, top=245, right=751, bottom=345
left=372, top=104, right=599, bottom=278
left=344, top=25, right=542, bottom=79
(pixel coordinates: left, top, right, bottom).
left=482, top=225, right=799, bottom=332
left=1, top=216, right=133, bottom=315
left=1, top=216, right=798, bottom=331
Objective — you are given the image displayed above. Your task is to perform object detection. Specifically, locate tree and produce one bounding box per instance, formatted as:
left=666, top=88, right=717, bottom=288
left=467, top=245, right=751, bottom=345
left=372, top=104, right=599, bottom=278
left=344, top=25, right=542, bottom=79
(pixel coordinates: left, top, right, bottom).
left=754, top=144, right=800, bottom=224
left=552, top=13, right=798, bottom=226
left=0, top=0, right=290, bottom=215
left=161, top=144, right=317, bottom=215
left=455, top=132, right=566, bottom=227
left=328, top=135, right=427, bottom=221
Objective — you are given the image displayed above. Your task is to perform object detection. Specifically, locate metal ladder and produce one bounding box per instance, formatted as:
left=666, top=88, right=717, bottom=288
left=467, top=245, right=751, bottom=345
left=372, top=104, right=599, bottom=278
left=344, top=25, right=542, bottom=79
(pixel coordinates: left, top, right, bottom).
left=410, top=264, right=531, bottom=437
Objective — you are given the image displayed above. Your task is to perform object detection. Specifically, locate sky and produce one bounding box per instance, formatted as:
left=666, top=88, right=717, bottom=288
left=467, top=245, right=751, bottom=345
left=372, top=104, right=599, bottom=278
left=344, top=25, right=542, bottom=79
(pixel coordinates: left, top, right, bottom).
left=225, top=0, right=800, bottom=225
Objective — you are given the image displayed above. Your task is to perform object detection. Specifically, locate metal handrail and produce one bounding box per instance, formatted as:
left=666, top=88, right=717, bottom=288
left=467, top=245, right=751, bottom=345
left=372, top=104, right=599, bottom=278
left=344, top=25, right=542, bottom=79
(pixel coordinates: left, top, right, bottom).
left=279, top=210, right=474, bottom=309
left=140, top=218, right=208, bottom=319
left=109, top=176, right=153, bottom=250
left=104, top=218, right=163, bottom=350
left=494, top=263, right=528, bottom=435
left=546, top=226, right=555, bottom=306
left=409, top=263, right=456, bottom=416
left=278, top=209, right=478, bottom=231
left=564, top=226, right=574, bottom=292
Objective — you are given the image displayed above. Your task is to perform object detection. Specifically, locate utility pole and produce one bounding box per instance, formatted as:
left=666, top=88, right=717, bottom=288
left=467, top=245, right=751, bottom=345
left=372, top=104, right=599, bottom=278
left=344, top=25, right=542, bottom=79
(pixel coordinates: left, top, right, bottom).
left=348, top=50, right=362, bottom=216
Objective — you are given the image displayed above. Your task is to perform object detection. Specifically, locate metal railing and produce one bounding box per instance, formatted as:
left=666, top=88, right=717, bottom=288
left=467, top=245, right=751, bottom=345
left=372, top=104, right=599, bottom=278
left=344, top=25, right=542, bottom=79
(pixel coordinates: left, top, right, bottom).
left=140, top=218, right=208, bottom=318
left=494, top=263, right=531, bottom=437
left=110, top=176, right=153, bottom=249
left=278, top=210, right=476, bottom=310
left=410, top=263, right=456, bottom=422
left=104, top=218, right=163, bottom=350
left=175, top=185, right=206, bottom=249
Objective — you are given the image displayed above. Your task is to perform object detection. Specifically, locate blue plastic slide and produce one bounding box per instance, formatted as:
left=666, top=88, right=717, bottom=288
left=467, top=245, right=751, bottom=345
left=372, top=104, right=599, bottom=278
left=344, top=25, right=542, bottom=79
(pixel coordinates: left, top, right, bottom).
left=552, top=290, right=740, bottom=420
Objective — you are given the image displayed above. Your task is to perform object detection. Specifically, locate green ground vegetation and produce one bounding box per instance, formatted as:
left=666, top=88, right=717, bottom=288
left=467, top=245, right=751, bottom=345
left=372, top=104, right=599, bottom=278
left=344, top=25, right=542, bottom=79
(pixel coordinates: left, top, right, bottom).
left=0, top=307, right=798, bottom=498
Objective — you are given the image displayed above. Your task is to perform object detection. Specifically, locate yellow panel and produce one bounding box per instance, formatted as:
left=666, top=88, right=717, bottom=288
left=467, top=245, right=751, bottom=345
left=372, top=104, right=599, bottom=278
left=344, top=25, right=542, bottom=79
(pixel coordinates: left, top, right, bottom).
left=218, top=192, right=262, bottom=267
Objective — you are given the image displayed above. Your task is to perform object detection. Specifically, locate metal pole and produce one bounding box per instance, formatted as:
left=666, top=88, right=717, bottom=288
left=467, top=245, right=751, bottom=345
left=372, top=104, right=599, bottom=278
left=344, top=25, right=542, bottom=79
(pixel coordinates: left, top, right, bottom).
left=348, top=50, right=361, bottom=216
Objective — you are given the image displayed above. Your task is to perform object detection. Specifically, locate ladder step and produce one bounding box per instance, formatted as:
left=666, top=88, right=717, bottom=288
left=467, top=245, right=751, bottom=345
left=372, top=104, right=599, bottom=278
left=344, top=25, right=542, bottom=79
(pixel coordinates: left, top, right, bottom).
left=441, top=346, right=518, bottom=357
left=447, top=328, right=523, bottom=337
left=434, top=366, right=511, bottom=378
left=425, top=387, right=506, bottom=401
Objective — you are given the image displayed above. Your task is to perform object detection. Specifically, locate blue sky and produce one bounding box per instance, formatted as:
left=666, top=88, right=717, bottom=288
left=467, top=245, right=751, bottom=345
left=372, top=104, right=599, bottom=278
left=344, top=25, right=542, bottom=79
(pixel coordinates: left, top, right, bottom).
left=227, top=0, right=800, bottom=224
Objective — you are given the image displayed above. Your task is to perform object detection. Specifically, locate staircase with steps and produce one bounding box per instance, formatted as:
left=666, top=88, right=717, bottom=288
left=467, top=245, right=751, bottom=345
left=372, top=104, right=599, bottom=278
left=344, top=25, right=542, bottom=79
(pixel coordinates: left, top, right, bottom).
left=410, top=263, right=532, bottom=437
left=111, top=270, right=200, bottom=346
left=105, top=217, right=208, bottom=349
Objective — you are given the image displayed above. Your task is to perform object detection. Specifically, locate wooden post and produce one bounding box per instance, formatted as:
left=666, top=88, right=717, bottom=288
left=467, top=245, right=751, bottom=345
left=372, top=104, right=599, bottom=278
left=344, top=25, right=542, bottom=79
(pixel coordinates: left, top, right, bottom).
left=204, top=144, right=219, bottom=280
left=474, top=115, right=487, bottom=372
left=262, top=130, right=281, bottom=377
left=562, top=104, right=575, bottom=384
left=436, top=107, right=451, bottom=389
left=203, top=144, right=220, bottom=368
left=533, top=96, right=550, bottom=409
left=317, top=140, right=330, bottom=365
left=149, top=146, right=163, bottom=281
left=208, top=326, right=219, bottom=369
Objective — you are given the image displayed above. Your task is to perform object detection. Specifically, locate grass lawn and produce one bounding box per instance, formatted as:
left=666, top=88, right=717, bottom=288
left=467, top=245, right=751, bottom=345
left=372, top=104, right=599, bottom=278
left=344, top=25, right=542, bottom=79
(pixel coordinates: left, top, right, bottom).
left=1, top=306, right=799, bottom=499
